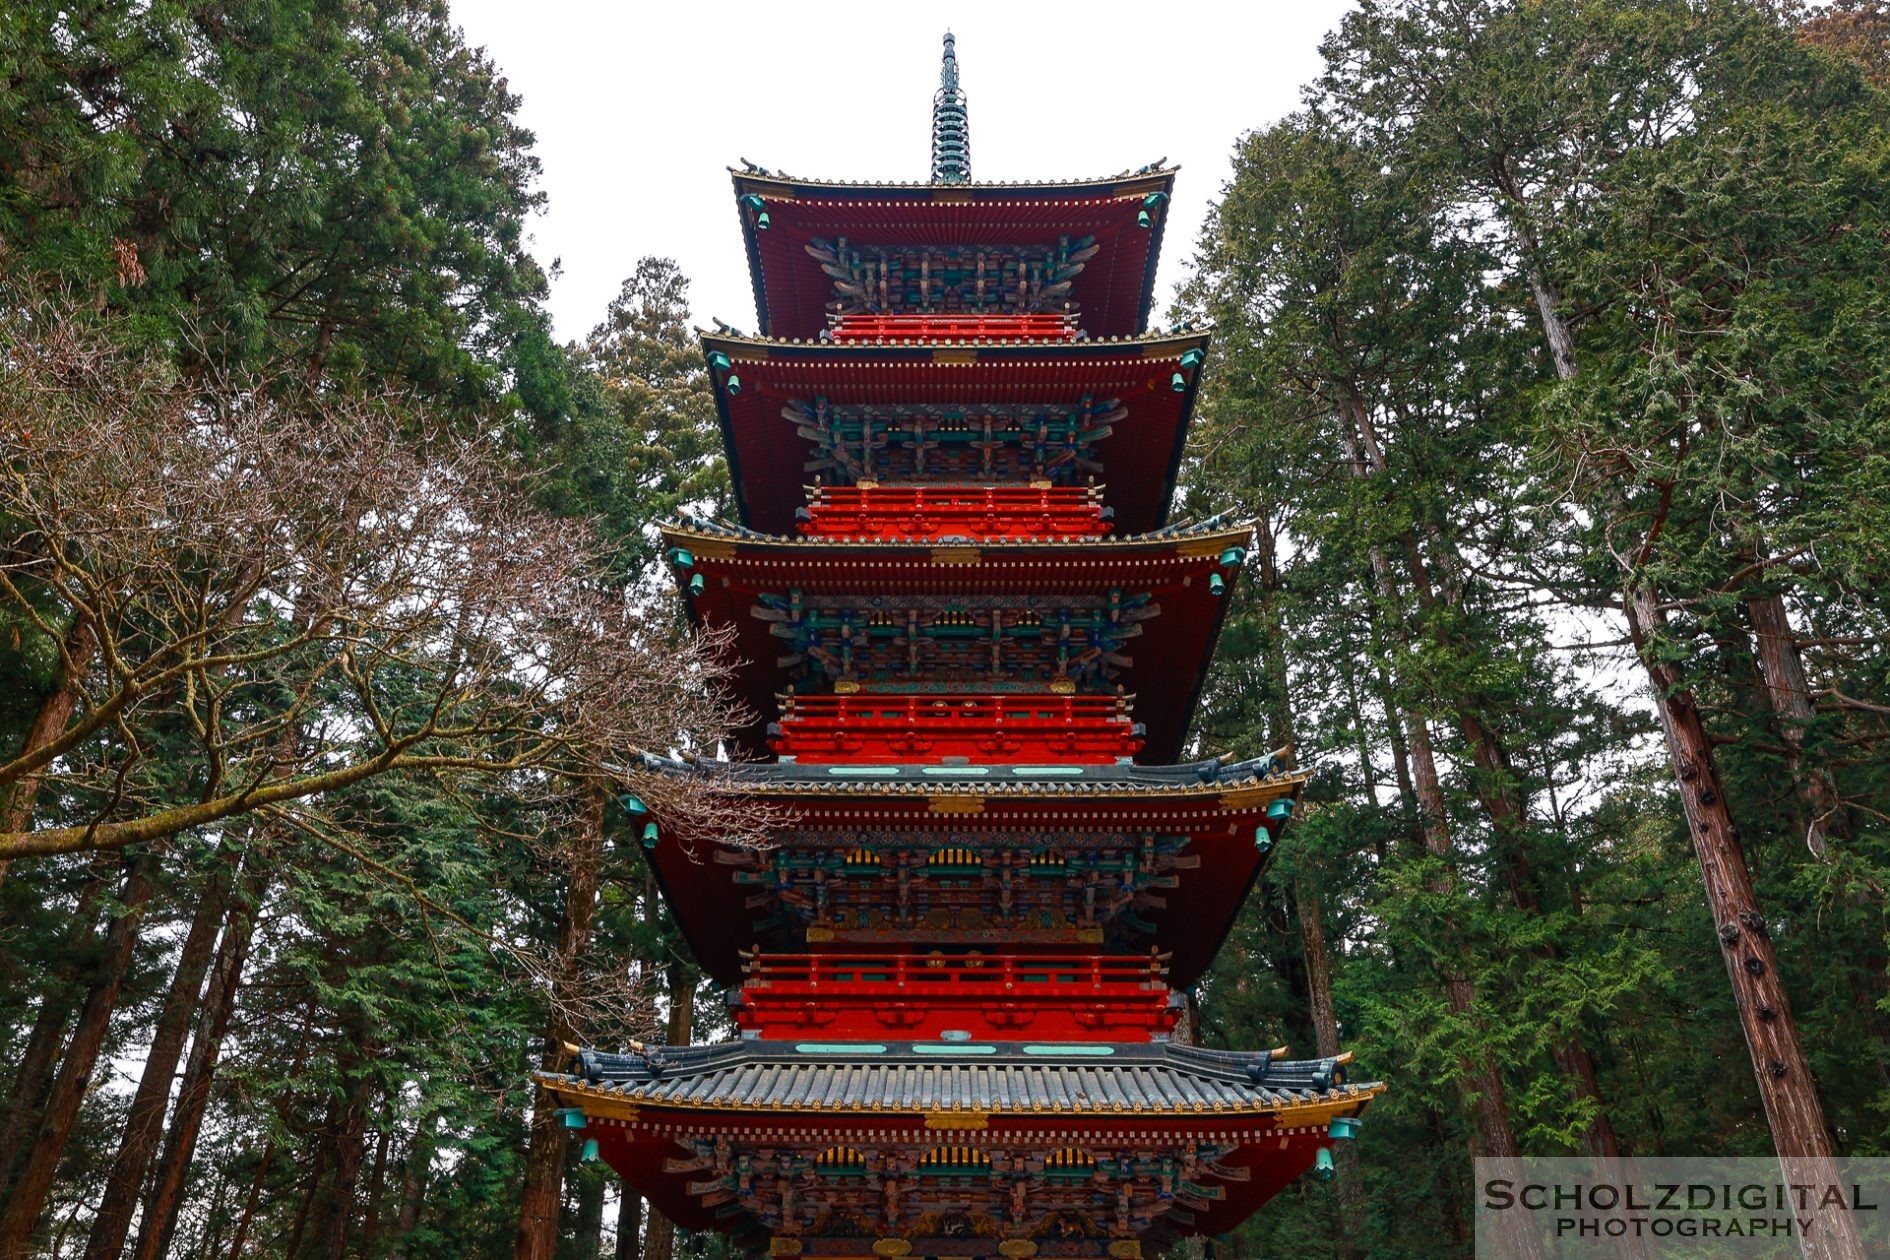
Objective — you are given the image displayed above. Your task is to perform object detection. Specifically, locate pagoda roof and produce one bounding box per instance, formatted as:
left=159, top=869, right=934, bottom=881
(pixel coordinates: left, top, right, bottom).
left=639, top=749, right=1287, bottom=797
left=630, top=752, right=1303, bottom=987
left=700, top=330, right=1210, bottom=537
left=545, top=1038, right=1378, bottom=1124
left=663, top=517, right=1246, bottom=763
left=730, top=168, right=1178, bottom=339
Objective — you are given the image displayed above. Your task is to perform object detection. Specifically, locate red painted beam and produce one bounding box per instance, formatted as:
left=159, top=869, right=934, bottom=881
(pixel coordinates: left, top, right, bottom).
left=800, top=484, right=1108, bottom=542
left=772, top=691, right=1142, bottom=765
left=828, top=314, right=1080, bottom=343
left=733, top=951, right=1179, bottom=1042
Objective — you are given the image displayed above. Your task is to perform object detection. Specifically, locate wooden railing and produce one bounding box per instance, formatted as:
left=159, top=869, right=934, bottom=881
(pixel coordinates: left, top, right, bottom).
left=741, top=951, right=1168, bottom=992
left=732, top=950, right=1180, bottom=1041
left=827, top=313, right=1079, bottom=343
left=771, top=692, right=1142, bottom=764
left=799, top=483, right=1107, bottom=541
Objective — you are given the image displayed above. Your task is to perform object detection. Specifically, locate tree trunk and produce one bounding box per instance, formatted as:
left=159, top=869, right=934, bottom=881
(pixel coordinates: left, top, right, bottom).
left=313, top=1062, right=378, bottom=1260
left=1743, top=578, right=1849, bottom=860
left=1396, top=526, right=1632, bottom=1170
left=1623, top=581, right=1862, bottom=1260
left=640, top=1207, right=676, bottom=1259
left=0, top=852, right=158, bottom=1260
left=225, top=1139, right=274, bottom=1260
left=391, top=1115, right=436, bottom=1244
left=614, top=1190, right=642, bottom=1260
left=83, top=849, right=239, bottom=1260
left=359, top=1122, right=392, bottom=1258
left=0, top=984, right=75, bottom=1195
left=574, top=1169, right=606, bottom=1260
left=0, top=618, right=96, bottom=890
left=0, top=859, right=114, bottom=1189
left=514, top=784, right=608, bottom=1260
left=281, top=1108, right=335, bottom=1260
left=641, top=964, right=694, bottom=1260
left=132, top=865, right=264, bottom=1260
left=1337, top=390, right=1542, bottom=1260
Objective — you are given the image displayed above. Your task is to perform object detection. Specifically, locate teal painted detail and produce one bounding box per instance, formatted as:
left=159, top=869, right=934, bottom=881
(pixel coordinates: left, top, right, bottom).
left=1023, top=1044, right=1116, bottom=1057
left=1143, top=192, right=1169, bottom=209
left=557, top=1108, right=586, bottom=1130
left=796, top=1043, right=889, bottom=1055
left=1267, top=798, right=1295, bottom=821
left=1011, top=766, right=1084, bottom=777
left=1219, top=546, right=1247, bottom=567
left=1179, top=348, right=1205, bottom=369
left=740, top=193, right=764, bottom=212
left=831, top=766, right=900, bottom=776
left=667, top=547, right=694, bottom=569
left=922, top=766, right=988, bottom=776
left=707, top=351, right=732, bottom=372
left=1328, top=1116, right=1362, bottom=1140
left=913, top=1043, right=996, bottom=1055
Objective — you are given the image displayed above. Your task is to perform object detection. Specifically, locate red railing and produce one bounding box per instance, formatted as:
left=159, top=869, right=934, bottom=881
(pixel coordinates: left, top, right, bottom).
left=828, top=314, right=1079, bottom=343
left=743, top=951, right=1167, bottom=991
left=734, top=951, right=1179, bottom=1041
left=772, top=692, right=1143, bottom=764
left=800, top=484, right=1107, bottom=541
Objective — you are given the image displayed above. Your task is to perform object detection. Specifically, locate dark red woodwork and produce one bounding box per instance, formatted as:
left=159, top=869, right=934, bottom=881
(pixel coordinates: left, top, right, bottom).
left=665, top=528, right=1241, bottom=764
left=732, top=952, right=1179, bottom=1041
left=643, top=785, right=1291, bottom=989
left=800, top=484, right=1108, bottom=541
left=771, top=692, right=1142, bottom=764
left=703, top=333, right=1208, bottom=536
left=731, top=170, right=1176, bottom=340
left=829, top=313, right=1080, bottom=343
left=572, top=1108, right=1336, bottom=1250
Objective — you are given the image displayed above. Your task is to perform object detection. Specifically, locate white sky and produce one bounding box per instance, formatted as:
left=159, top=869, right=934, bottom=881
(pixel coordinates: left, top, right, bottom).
left=448, top=0, right=1358, bottom=343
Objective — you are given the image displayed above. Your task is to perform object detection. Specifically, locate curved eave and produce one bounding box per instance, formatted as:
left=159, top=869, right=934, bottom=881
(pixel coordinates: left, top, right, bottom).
left=701, top=330, right=1211, bottom=543
left=660, top=519, right=1253, bottom=560
left=652, top=767, right=1304, bottom=808
left=541, top=1071, right=1385, bottom=1129
left=730, top=168, right=1178, bottom=341
left=634, top=764, right=1303, bottom=987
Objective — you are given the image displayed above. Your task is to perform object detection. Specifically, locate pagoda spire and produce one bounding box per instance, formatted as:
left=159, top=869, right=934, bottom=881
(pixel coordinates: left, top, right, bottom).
left=930, top=30, right=970, bottom=184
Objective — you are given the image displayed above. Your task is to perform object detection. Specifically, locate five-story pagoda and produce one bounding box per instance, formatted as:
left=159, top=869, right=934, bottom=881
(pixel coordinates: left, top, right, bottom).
left=539, top=34, right=1382, bottom=1259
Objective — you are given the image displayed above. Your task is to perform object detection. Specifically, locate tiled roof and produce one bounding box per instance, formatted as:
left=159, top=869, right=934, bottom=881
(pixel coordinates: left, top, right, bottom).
left=545, top=1038, right=1379, bottom=1119
left=667, top=512, right=1245, bottom=549
left=729, top=167, right=1180, bottom=193
left=638, top=750, right=1300, bottom=797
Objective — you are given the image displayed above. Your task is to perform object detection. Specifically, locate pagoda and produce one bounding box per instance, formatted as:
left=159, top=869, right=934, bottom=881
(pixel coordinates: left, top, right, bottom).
left=539, top=34, right=1382, bottom=1259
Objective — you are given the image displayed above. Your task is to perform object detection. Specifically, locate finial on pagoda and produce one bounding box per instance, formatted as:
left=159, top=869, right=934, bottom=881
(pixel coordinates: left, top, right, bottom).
left=931, top=30, right=970, bottom=184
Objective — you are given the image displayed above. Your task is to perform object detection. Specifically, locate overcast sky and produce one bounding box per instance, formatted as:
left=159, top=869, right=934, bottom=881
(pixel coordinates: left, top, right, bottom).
left=448, top=0, right=1359, bottom=343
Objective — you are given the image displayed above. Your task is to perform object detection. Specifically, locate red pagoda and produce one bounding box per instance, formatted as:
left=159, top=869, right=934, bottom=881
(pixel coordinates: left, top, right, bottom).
left=540, top=34, right=1382, bottom=1258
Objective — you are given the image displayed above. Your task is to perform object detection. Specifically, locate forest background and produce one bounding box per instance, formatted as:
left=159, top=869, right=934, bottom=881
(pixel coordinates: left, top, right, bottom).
left=1, top=2, right=1888, bottom=1258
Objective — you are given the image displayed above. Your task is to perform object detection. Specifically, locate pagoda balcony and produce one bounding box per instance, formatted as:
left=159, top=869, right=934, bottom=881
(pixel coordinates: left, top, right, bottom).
left=733, top=950, right=1180, bottom=1041
left=770, top=691, right=1144, bottom=764
left=827, top=313, right=1080, bottom=343
left=796, top=483, right=1110, bottom=542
